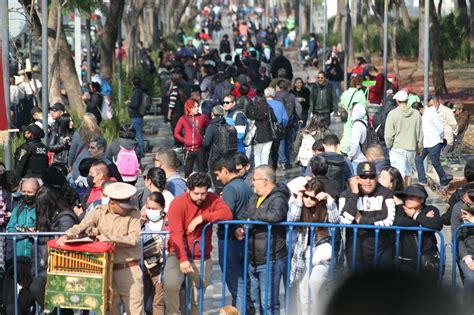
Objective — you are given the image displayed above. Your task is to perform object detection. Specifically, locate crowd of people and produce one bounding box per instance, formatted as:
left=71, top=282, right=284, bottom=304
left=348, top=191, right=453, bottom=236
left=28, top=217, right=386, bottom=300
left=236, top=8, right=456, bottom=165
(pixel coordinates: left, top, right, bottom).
left=1, top=3, right=474, bottom=315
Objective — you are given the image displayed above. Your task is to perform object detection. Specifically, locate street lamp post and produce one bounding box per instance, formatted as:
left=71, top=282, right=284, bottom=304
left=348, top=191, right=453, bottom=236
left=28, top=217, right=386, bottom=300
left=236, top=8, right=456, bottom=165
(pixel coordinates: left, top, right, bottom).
left=42, top=0, right=48, bottom=146
left=382, top=0, right=388, bottom=106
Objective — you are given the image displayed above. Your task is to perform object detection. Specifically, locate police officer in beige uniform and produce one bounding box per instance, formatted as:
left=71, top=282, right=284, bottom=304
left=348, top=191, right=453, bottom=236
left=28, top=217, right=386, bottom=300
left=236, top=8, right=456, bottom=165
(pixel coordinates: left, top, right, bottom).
left=57, top=182, right=144, bottom=314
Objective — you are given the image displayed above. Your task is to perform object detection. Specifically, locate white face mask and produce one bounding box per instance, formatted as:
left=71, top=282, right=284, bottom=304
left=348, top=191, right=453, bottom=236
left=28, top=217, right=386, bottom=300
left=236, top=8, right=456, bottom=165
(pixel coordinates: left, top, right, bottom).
left=146, top=209, right=162, bottom=222
left=101, top=197, right=110, bottom=205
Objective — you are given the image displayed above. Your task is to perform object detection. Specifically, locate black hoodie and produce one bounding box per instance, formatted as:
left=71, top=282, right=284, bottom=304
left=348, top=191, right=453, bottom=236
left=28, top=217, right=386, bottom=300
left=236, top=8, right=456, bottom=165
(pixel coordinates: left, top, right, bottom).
left=244, top=183, right=290, bottom=264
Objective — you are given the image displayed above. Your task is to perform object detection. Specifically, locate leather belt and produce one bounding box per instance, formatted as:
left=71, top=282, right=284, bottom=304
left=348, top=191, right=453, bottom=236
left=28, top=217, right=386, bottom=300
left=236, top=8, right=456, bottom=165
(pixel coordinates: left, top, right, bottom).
left=113, top=260, right=140, bottom=271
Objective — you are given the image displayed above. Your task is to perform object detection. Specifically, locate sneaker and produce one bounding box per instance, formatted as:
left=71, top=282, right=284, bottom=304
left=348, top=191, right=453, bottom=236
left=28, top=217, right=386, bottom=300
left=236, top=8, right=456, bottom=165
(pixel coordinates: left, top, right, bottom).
left=441, top=175, right=453, bottom=187
left=418, top=180, right=428, bottom=186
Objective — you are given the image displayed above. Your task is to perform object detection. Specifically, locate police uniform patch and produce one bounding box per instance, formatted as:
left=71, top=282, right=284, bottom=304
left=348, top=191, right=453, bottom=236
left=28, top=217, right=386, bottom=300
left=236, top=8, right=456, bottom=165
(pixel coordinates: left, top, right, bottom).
left=19, top=149, right=28, bottom=160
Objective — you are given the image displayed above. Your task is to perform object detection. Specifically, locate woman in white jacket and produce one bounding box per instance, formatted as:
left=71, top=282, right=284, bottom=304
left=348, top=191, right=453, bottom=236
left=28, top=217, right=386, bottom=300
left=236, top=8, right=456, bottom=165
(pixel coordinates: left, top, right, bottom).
left=287, top=178, right=339, bottom=314
left=348, top=102, right=368, bottom=173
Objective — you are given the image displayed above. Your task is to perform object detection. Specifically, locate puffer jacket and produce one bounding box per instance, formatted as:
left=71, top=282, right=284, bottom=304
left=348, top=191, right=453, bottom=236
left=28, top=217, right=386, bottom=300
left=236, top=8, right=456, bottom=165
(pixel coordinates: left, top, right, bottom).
left=244, top=184, right=290, bottom=265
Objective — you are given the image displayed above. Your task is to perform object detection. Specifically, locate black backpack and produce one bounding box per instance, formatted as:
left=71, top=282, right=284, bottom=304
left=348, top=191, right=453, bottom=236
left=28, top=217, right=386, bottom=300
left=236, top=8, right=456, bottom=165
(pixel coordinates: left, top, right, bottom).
left=321, top=153, right=346, bottom=190
left=215, top=123, right=238, bottom=155
left=372, top=100, right=396, bottom=140
left=353, top=119, right=379, bottom=154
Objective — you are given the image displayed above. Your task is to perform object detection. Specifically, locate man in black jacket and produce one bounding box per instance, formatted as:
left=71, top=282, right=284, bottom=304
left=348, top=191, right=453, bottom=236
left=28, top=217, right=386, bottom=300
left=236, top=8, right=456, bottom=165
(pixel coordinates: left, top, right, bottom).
left=48, top=103, right=70, bottom=165
left=238, top=165, right=289, bottom=315
left=442, top=159, right=474, bottom=225
left=202, top=105, right=237, bottom=193
left=14, top=123, right=48, bottom=178
left=339, top=161, right=396, bottom=270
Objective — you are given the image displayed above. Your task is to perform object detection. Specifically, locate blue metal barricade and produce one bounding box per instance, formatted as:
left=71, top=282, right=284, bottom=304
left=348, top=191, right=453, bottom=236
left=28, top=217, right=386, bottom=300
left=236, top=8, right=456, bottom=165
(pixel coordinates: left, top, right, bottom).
left=451, top=223, right=474, bottom=292
left=0, top=231, right=169, bottom=315
left=198, top=221, right=446, bottom=315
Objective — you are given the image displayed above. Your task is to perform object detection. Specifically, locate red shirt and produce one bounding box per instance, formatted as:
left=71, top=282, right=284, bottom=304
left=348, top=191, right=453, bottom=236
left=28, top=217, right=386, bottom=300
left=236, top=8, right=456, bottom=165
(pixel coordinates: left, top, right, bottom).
left=168, top=192, right=233, bottom=262
left=174, top=114, right=210, bottom=151
left=368, top=73, right=385, bottom=105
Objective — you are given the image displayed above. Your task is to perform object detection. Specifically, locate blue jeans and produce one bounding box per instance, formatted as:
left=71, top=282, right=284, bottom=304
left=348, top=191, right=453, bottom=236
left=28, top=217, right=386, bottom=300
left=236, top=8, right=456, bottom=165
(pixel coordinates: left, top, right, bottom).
left=278, top=126, right=296, bottom=167
left=218, top=240, right=247, bottom=311
left=131, top=117, right=144, bottom=156
left=249, top=257, right=288, bottom=315
left=415, top=142, right=448, bottom=184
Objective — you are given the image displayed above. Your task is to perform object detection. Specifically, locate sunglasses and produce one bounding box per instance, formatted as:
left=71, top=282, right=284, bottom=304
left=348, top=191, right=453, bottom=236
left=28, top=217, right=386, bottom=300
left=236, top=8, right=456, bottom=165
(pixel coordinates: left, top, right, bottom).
left=223, top=101, right=232, bottom=104
left=303, top=193, right=318, bottom=202
left=360, top=174, right=376, bottom=180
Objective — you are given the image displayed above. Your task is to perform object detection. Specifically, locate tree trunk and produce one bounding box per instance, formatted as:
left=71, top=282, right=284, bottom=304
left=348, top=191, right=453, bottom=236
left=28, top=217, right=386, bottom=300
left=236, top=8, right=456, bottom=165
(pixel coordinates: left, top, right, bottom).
left=333, top=0, right=345, bottom=33
left=470, top=0, right=474, bottom=63
left=99, top=0, right=125, bottom=81
left=123, top=0, right=146, bottom=74
left=417, top=0, right=425, bottom=71
left=351, top=0, right=359, bottom=27
left=362, top=0, right=371, bottom=62
left=437, top=0, right=443, bottom=17
left=429, top=0, right=448, bottom=95
left=399, top=0, right=410, bottom=31
left=391, top=2, right=400, bottom=76
left=347, top=4, right=355, bottom=68
left=370, top=1, right=386, bottom=54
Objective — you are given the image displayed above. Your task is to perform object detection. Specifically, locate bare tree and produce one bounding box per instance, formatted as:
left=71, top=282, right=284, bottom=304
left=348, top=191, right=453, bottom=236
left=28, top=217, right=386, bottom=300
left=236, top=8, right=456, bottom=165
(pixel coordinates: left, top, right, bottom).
left=399, top=0, right=410, bottom=31
left=417, top=0, right=425, bottom=71
left=391, top=1, right=400, bottom=76
left=470, top=0, right=474, bottom=63
left=362, top=0, right=371, bottom=62
left=123, top=0, right=146, bottom=73
left=99, top=0, right=125, bottom=81
left=429, top=0, right=448, bottom=95
left=333, top=0, right=345, bottom=33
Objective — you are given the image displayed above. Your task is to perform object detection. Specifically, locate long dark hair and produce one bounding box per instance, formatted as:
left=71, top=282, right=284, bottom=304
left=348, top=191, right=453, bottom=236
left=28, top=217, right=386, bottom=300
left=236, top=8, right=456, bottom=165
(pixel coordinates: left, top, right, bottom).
left=253, top=98, right=269, bottom=121
left=381, top=166, right=404, bottom=192
left=35, top=186, right=73, bottom=232
left=301, top=179, right=328, bottom=238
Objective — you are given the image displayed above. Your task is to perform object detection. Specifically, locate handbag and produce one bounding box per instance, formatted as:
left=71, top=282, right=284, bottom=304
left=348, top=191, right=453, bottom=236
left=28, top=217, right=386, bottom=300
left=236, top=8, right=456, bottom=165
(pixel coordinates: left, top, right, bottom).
left=143, top=235, right=164, bottom=276
left=99, top=96, right=114, bottom=120
left=267, top=107, right=284, bottom=140
left=243, top=119, right=256, bottom=146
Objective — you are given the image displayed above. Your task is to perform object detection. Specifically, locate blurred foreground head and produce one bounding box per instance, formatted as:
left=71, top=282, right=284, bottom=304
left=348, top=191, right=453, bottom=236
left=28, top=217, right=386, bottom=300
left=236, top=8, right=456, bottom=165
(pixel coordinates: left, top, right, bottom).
left=325, top=269, right=463, bottom=315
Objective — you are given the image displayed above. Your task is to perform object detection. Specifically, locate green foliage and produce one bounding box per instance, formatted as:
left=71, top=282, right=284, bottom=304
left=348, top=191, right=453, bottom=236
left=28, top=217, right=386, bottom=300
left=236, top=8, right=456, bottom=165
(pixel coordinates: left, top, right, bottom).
left=325, top=12, right=469, bottom=62
left=439, top=10, right=470, bottom=62
left=65, top=0, right=102, bottom=15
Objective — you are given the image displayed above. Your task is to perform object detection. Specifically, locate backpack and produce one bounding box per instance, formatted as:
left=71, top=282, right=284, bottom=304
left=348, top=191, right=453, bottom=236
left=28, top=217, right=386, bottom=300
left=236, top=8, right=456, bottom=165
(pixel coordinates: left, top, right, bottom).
left=215, top=123, right=238, bottom=155
left=353, top=119, right=379, bottom=154
left=321, top=153, right=346, bottom=190
left=100, top=97, right=114, bottom=120
left=277, top=93, right=295, bottom=123
left=221, top=81, right=234, bottom=102
left=297, top=133, right=316, bottom=167
left=138, top=92, right=152, bottom=116
left=115, top=146, right=140, bottom=181
left=372, top=100, right=396, bottom=140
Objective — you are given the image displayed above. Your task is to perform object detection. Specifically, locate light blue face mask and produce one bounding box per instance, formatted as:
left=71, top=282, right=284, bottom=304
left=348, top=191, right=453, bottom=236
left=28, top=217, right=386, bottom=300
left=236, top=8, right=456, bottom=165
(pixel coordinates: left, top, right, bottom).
left=146, top=209, right=162, bottom=222
left=12, top=192, right=22, bottom=198
left=101, top=197, right=110, bottom=205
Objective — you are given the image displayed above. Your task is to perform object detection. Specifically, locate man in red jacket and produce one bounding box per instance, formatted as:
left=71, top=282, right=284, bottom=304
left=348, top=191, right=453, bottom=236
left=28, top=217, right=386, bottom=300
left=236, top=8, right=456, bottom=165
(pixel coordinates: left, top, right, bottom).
left=163, top=172, right=233, bottom=315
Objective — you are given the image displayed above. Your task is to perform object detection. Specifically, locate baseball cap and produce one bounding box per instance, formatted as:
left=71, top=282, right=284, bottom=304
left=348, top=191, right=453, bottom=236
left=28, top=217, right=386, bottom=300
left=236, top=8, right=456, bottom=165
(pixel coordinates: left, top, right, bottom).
left=104, top=182, right=137, bottom=210
left=49, top=103, right=66, bottom=112
left=393, top=90, right=408, bottom=102
left=212, top=105, right=225, bottom=116
left=394, top=185, right=428, bottom=201
left=356, top=162, right=376, bottom=177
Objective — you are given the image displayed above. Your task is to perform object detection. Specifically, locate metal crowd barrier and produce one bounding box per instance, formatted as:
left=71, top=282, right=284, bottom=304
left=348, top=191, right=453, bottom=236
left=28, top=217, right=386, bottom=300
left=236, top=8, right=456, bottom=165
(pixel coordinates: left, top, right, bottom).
left=199, top=221, right=446, bottom=315
left=451, top=223, right=474, bottom=292
left=1, top=224, right=448, bottom=315
left=0, top=231, right=169, bottom=315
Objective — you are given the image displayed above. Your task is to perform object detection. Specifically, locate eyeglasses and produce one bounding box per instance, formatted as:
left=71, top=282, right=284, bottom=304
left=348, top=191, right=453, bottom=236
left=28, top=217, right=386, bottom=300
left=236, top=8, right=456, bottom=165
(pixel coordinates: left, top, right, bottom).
left=223, top=101, right=233, bottom=104
left=252, top=178, right=266, bottom=182
left=303, top=193, right=318, bottom=202
left=360, top=174, right=376, bottom=180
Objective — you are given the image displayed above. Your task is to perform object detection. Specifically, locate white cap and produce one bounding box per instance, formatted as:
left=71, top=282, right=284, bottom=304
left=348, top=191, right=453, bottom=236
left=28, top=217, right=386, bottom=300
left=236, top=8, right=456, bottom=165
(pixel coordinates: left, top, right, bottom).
left=393, top=90, right=408, bottom=102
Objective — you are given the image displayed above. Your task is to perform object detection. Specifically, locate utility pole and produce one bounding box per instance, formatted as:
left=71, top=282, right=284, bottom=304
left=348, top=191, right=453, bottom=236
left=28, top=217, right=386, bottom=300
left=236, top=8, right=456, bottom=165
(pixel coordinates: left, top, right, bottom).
left=1, top=0, right=12, bottom=169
